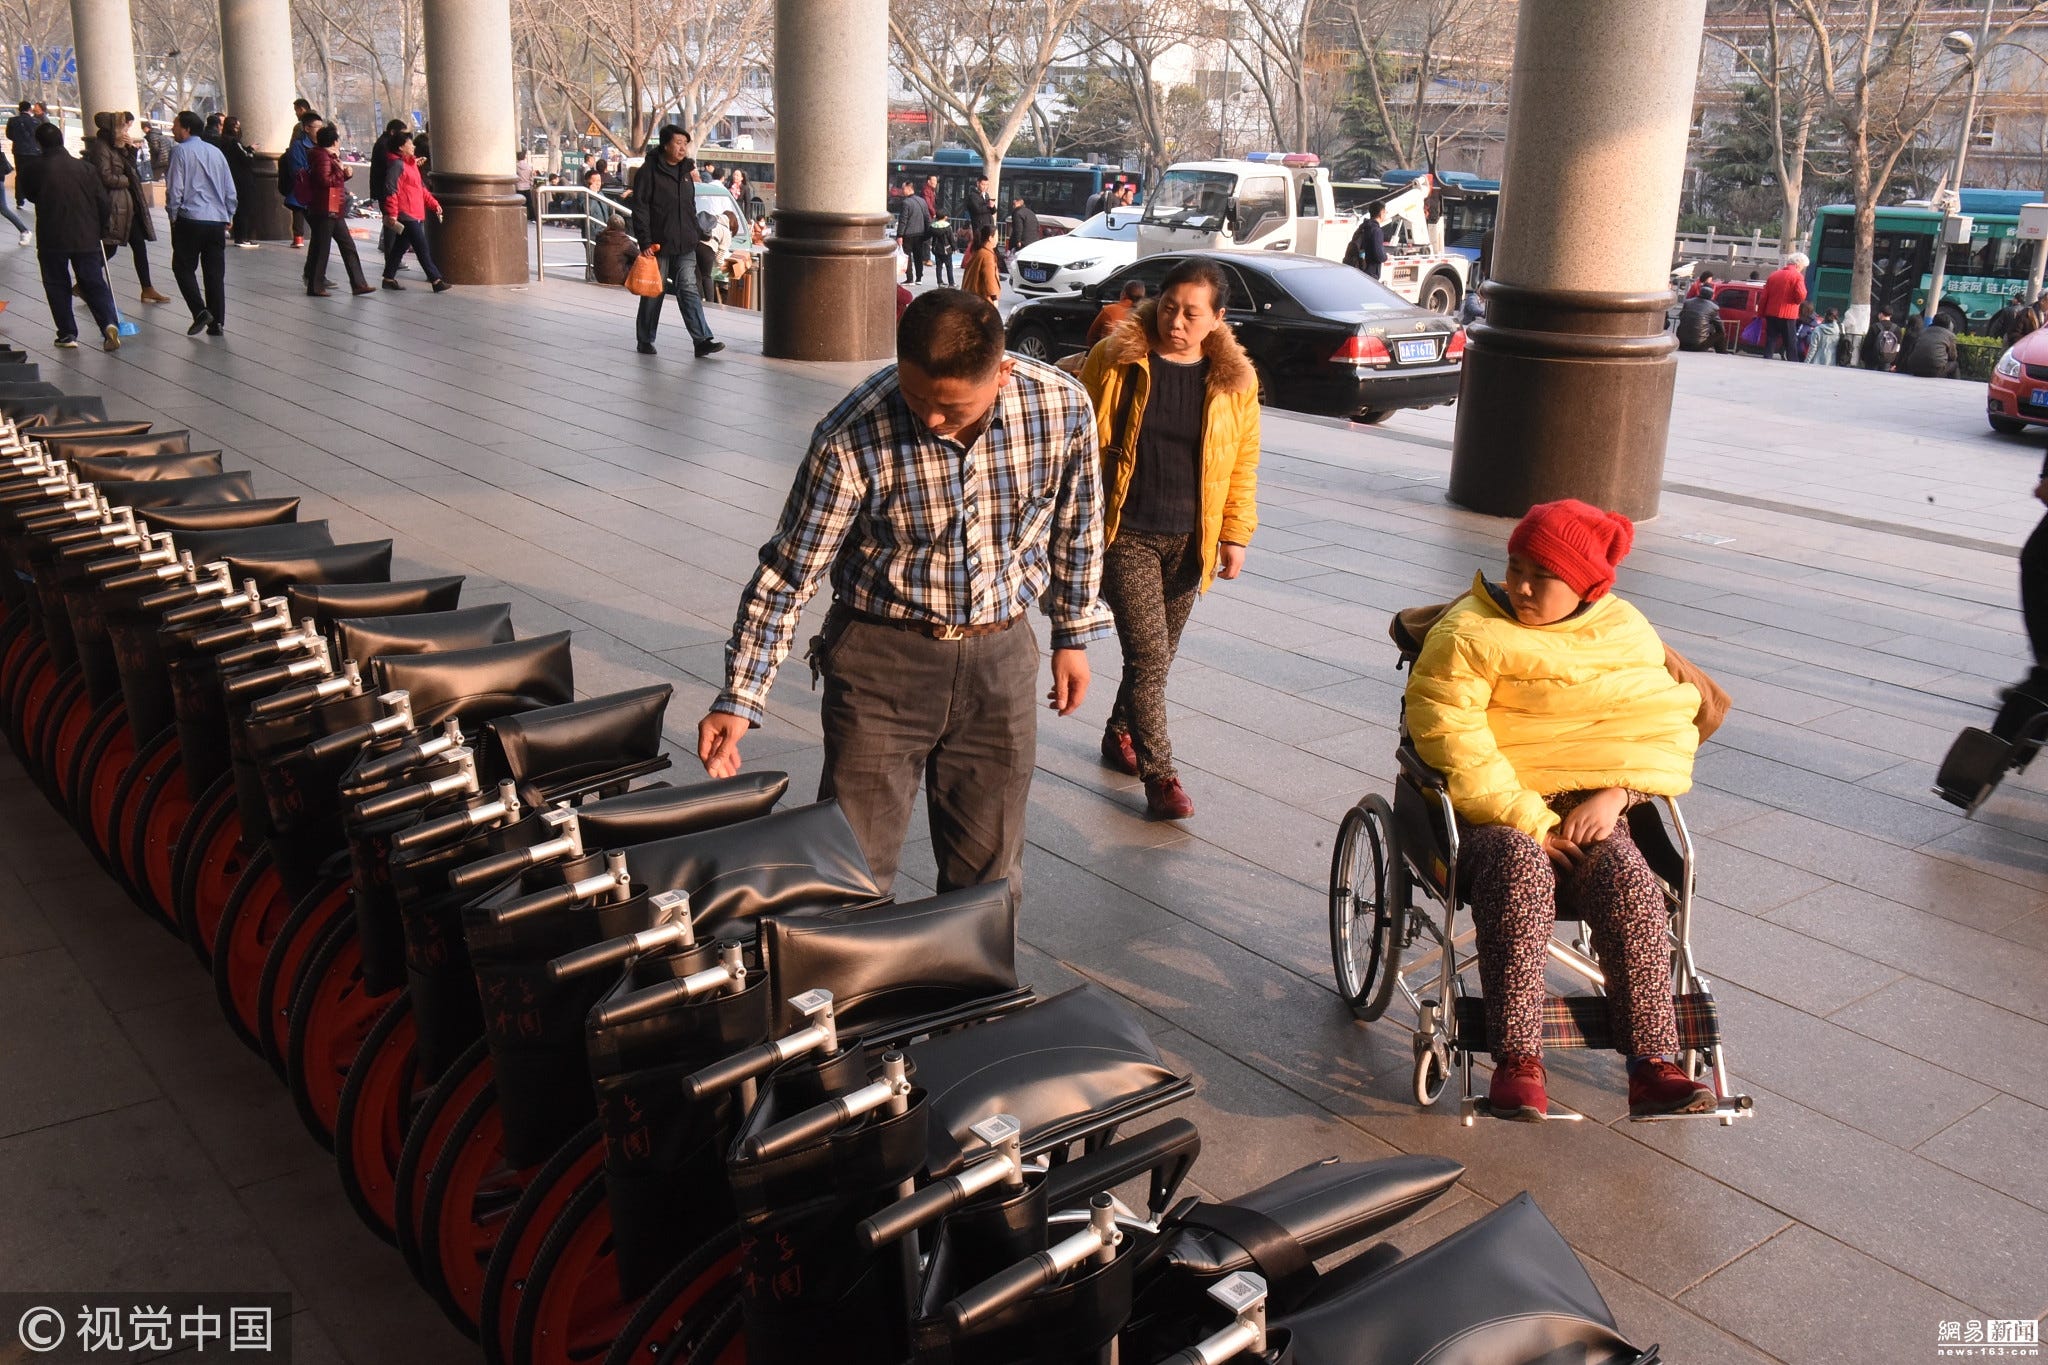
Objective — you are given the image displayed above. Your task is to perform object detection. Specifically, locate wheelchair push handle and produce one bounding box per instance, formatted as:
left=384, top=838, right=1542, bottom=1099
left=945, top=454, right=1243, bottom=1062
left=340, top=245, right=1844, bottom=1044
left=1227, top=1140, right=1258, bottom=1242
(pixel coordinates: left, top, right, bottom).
left=490, top=850, right=632, bottom=927
left=248, top=659, right=364, bottom=719
left=221, top=637, right=332, bottom=701
left=1157, top=1273, right=1270, bottom=1365
left=742, top=1051, right=911, bottom=1164
left=682, top=989, right=838, bottom=1104
left=942, top=1193, right=1122, bottom=1333
left=589, top=940, right=746, bottom=1029
left=139, top=559, right=226, bottom=612
left=304, top=693, right=413, bottom=763
left=544, top=916, right=692, bottom=984
left=348, top=717, right=464, bottom=786
left=389, top=780, right=521, bottom=855
left=856, top=1113, right=1026, bottom=1253
left=445, top=806, right=583, bottom=892
left=350, top=747, right=478, bottom=822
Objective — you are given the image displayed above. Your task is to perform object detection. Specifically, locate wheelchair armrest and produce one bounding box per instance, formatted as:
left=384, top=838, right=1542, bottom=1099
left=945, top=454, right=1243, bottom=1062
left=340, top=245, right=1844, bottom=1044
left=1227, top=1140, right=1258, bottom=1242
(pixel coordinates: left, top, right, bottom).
left=1395, top=743, right=1447, bottom=795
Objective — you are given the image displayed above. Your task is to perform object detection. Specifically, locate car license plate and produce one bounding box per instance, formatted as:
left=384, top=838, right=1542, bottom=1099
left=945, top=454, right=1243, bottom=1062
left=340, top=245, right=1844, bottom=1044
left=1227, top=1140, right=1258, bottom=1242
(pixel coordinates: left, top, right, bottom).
left=1397, top=338, right=1438, bottom=364
left=2033, top=387, right=2048, bottom=408
left=1021, top=265, right=1050, bottom=283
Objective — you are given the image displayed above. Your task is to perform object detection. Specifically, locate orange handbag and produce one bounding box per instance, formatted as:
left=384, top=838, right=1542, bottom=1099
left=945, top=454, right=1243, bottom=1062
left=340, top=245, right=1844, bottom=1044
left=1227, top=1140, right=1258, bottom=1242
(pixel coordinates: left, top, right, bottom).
left=625, top=244, right=664, bottom=297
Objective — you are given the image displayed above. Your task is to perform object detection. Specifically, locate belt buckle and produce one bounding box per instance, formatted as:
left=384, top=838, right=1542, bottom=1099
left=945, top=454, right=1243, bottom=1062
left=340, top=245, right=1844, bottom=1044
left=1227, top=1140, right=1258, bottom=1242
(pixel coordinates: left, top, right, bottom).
left=935, top=622, right=967, bottom=642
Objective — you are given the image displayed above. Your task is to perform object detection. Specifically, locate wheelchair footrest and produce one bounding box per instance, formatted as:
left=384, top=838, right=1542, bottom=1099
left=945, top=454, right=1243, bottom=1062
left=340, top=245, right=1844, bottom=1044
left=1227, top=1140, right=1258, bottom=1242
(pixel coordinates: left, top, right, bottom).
left=1627, top=1093, right=1756, bottom=1123
left=1453, top=992, right=1722, bottom=1054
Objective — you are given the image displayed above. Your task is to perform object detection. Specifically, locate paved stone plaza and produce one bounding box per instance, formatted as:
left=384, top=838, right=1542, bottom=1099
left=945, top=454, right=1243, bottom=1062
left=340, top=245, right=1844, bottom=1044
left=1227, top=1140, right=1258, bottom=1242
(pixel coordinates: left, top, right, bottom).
left=1, top=235, right=2045, bottom=1363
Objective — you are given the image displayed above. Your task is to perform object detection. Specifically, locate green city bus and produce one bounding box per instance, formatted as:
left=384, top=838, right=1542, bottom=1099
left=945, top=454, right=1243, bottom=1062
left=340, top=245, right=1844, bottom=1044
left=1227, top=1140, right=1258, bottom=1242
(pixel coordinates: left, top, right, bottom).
left=1807, top=189, right=2042, bottom=334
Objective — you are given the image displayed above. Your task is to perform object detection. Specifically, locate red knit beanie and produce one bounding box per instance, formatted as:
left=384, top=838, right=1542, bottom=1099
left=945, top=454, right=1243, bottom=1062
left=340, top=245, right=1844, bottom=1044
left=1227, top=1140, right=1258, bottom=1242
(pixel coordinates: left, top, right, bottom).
left=1506, top=499, right=1635, bottom=601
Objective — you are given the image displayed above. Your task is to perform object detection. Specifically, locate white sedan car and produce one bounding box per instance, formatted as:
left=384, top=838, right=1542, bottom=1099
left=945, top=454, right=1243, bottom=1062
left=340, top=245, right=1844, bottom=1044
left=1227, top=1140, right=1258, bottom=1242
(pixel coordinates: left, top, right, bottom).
left=1011, top=210, right=1140, bottom=297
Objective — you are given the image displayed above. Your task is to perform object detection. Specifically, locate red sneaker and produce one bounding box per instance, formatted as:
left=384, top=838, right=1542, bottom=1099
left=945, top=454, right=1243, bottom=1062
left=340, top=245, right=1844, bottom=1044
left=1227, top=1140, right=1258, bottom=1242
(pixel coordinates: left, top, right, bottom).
left=1100, top=727, right=1138, bottom=776
left=1144, top=776, right=1195, bottom=820
left=291, top=235, right=305, bottom=248
left=1628, top=1057, right=1717, bottom=1117
left=1487, top=1054, right=1547, bottom=1121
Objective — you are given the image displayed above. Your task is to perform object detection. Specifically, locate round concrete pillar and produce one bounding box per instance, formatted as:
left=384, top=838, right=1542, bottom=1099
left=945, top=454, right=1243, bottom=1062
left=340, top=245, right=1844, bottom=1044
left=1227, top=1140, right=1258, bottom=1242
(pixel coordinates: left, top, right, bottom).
left=1447, top=0, right=1707, bottom=521
left=422, top=0, right=525, bottom=283
left=764, top=0, right=895, bottom=361
left=70, top=0, right=139, bottom=129
left=218, top=0, right=297, bottom=239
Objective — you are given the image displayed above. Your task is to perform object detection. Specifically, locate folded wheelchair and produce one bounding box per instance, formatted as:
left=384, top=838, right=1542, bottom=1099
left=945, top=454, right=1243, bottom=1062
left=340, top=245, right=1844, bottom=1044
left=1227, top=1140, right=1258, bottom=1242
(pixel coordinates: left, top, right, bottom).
left=1326, top=608, right=1756, bottom=1126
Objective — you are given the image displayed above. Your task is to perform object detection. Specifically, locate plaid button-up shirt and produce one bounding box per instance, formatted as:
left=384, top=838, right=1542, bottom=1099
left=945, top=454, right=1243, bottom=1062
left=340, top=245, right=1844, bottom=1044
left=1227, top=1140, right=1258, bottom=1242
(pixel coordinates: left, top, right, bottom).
left=714, top=357, right=1113, bottom=725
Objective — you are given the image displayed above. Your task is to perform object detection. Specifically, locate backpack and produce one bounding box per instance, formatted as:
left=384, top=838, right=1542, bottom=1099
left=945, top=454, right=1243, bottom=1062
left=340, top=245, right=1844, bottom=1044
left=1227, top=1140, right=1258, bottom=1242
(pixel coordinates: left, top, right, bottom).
left=1874, top=325, right=1900, bottom=362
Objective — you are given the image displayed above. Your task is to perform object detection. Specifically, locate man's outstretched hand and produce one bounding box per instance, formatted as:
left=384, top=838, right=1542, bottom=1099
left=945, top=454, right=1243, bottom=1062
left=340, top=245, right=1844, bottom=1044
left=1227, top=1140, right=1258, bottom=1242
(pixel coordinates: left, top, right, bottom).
left=698, top=711, right=749, bottom=778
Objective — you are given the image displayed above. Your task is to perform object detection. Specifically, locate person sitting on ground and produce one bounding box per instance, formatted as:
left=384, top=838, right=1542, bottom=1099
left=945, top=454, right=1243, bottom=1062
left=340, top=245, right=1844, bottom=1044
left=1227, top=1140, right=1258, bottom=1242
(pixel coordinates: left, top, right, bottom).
left=592, top=211, right=639, bottom=285
left=1904, top=316, right=1960, bottom=379
left=1899, top=301, right=1927, bottom=362
left=1087, top=279, right=1147, bottom=346
left=1860, top=305, right=1901, bottom=371
left=1674, top=287, right=1728, bottom=353
left=1404, top=499, right=1719, bottom=1122
left=961, top=223, right=1001, bottom=306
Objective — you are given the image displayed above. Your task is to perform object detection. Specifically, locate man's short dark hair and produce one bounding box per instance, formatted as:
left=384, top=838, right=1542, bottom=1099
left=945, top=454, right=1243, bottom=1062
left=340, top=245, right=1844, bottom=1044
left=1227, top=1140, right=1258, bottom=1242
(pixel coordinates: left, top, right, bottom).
left=1120, top=280, right=1147, bottom=302
left=1160, top=257, right=1231, bottom=311
left=386, top=119, right=407, bottom=135
left=300, top=111, right=322, bottom=129
left=898, top=289, right=1006, bottom=380
left=659, top=124, right=689, bottom=144
left=33, top=121, right=61, bottom=150
left=15, top=100, right=28, bottom=113
left=175, top=111, right=203, bottom=135
left=1368, top=202, right=1384, bottom=219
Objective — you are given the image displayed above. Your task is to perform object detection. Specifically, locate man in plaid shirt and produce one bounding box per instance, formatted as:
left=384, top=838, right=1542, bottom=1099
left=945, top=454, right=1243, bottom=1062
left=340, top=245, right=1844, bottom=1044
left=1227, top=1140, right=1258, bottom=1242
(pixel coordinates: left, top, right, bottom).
left=698, top=290, right=1112, bottom=900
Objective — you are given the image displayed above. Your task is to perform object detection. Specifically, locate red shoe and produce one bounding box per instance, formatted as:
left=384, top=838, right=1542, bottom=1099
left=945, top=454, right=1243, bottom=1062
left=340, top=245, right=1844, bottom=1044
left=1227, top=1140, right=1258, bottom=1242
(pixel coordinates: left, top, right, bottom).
left=291, top=235, right=305, bottom=248
left=1628, top=1057, right=1717, bottom=1117
left=1487, top=1054, right=1547, bottom=1121
left=1100, top=727, right=1138, bottom=775
left=1144, top=776, right=1195, bottom=820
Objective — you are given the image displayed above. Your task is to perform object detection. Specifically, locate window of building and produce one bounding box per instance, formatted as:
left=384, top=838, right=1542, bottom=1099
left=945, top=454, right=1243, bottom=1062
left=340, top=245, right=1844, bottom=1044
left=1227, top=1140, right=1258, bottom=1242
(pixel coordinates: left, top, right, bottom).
left=1971, top=113, right=1995, bottom=149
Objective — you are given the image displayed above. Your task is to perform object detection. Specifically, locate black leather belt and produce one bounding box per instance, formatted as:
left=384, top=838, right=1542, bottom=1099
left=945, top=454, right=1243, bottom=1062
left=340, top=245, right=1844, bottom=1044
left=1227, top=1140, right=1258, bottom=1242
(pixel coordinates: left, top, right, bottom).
left=845, top=608, right=1022, bottom=641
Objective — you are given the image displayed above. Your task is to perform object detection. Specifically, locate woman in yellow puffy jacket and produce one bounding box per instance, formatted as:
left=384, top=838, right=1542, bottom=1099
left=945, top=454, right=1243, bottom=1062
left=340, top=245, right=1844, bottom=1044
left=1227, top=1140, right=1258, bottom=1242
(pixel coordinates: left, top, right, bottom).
left=1404, top=499, right=1717, bottom=1122
left=1078, top=257, right=1260, bottom=821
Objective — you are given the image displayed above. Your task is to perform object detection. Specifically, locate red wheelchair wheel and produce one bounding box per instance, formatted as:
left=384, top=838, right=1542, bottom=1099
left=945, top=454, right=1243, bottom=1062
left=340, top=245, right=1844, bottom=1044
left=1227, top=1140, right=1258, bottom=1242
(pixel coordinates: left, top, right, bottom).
left=107, top=730, right=177, bottom=917
left=70, top=701, right=131, bottom=857
left=257, top=876, right=350, bottom=1077
left=38, top=673, right=92, bottom=805
left=211, top=849, right=292, bottom=1052
left=421, top=1086, right=526, bottom=1337
left=178, top=780, right=248, bottom=965
left=10, top=648, right=59, bottom=769
left=514, top=1177, right=634, bottom=1365
left=335, top=993, right=420, bottom=1244
left=482, top=1126, right=605, bottom=1365
left=397, top=1041, right=495, bottom=1285
left=285, top=912, right=394, bottom=1150
left=128, top=752, right=193, bottom=928
left=599, top=1227, right=741, bottom=1365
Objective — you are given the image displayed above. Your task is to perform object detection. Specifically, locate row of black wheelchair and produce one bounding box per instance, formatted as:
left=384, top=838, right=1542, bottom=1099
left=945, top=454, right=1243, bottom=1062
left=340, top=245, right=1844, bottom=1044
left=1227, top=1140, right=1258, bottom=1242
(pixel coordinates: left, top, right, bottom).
left=0, top=357, right=1661, bottom=1365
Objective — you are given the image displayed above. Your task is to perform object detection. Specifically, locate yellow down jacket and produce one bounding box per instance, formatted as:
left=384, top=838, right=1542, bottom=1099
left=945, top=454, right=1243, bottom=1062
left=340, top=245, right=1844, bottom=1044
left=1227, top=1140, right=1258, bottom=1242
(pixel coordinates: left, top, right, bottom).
left=1077, top=301, right=1261, bottom=592
left=1404, top=572, right=1702, bottom=842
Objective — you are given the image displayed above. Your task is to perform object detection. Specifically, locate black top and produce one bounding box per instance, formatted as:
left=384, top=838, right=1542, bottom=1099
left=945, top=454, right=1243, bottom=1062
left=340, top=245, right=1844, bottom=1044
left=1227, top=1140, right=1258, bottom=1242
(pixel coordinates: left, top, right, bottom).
left=629, top=155, right=702, bottom=254
left=1120, top=354, right=1208, bottom=535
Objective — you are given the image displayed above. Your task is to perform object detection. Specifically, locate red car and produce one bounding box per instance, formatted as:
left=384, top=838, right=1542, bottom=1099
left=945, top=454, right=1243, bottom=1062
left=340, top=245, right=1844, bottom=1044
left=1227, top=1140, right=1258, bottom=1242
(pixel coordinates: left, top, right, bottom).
left=1989, top=325, right=2048, bottom=434
left=1710, top=281, right=1767, bottom=351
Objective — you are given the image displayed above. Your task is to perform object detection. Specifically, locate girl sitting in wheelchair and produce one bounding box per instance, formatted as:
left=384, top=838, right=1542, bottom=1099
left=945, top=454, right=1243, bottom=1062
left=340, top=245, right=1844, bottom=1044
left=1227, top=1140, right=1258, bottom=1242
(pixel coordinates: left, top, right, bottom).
left=1405, top=499, right=1719, bottom=1121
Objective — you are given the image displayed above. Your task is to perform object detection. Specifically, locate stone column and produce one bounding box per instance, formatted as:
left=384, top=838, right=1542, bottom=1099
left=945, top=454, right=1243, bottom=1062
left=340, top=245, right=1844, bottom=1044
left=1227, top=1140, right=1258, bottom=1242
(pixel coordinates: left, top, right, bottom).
left=70, top=0, right=139, bottom=129
left=1447, top=0, right=1707, bottom=521
left=217, top=0, right=297, bottom=240
left=422, top=0, right=525, bottom=283
left=764, top=0, right=895, bottom=361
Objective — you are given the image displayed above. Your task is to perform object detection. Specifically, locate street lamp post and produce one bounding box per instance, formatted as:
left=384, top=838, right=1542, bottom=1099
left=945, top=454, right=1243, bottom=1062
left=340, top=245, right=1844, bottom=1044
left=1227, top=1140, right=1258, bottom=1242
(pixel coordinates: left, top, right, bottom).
left=1925, top=0, right=1998, bottom=324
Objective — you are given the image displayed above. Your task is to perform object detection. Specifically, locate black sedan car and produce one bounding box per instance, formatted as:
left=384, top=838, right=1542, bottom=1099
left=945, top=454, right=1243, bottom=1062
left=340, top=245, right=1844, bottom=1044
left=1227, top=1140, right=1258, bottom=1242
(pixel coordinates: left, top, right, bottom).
left=1004, top=251, right=1464, bottom=424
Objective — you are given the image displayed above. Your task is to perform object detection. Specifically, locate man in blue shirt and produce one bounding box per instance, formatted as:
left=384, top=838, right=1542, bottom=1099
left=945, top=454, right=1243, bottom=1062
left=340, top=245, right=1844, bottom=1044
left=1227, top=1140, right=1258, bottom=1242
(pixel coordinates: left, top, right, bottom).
left=165, top=111, right=237, bottom=337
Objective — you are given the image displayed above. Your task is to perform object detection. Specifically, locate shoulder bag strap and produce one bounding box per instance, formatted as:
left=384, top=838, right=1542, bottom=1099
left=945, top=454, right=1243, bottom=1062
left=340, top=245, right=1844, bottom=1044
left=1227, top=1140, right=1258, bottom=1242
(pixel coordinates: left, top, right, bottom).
left=1110, top=363, right=1141, bottom=457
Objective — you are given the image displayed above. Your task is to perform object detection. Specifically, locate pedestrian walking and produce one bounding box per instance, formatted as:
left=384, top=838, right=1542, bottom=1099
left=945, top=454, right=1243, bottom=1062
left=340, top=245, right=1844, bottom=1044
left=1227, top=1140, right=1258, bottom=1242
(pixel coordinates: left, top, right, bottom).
left=696, top=288, right=1111, bottom=902
left=629, top=124, right=722, bottom=358
left=165, top=111, right=235, bottom=337
left=141, top=119, right=171, bottom=184
left=895, top=180, right=930, bottom=283
left=922, top=175, right=955, bottom=287
left=302, top=125, right=374, bottom=297
left=961, top=223, right=1001, bottom=305
left=2003, top=293, right=2043, bottom=348
left=366, top=119, right=408, bottom=255
left=215, top=117, right=259, bottom=246
left=1006, top=194, right=1041, bottom=253
left=0, top=142, right=29, bottom=242
left=376, top=129, right=447, bottom=292
left=5, top=100, right=39, bottom=172
left=1804, top=307, right=1841, bottom=366
left=1078, top=257, right=1261, bottom=820
left=1757, top=252, right=1807, bottom=360
left=27, top=123, right=122, bottom=351
left=1345, top=203, right=1389, bottom=279
left=281, top=110, right=317, bottom=247
left=1087, top=279, right=1147, bottom=347
left=1900, top=303, right=1927, bottom=367
left=86, top=112, right=169, bottom=306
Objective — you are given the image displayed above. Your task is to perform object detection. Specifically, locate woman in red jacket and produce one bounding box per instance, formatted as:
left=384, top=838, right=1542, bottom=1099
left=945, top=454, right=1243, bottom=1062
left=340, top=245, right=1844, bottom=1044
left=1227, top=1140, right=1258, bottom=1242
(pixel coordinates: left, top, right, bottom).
left=1757, top=251, right=1808, bottom=361
left=380, top=130, right=449, bottom=292
left=305, top=125, right=374, bottom=297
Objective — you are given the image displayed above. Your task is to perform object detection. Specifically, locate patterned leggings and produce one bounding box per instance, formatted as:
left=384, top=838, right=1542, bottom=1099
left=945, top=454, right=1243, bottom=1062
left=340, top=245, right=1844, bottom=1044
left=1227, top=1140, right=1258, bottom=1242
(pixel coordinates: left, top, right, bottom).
left=1461, top=792, right=1677, bottom=1061
left=1101, top=531, right=1202, bottom=782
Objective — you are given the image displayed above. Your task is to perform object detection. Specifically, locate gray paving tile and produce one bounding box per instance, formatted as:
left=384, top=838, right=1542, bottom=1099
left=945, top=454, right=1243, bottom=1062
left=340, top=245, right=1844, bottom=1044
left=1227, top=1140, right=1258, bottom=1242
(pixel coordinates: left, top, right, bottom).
left=1686, top=897, right=1903, bottom=1017
left=1913, top=1095, right=2048, bottom=1214
left=1583, top=1255, right=1779, bottom=1365
left=1678, top=1225, right=1975, bottom=1365
left=1828, top=977, right=2048, bottom=1111
left=0, top=864, right=58, bottom=959
left=1687, top=838, right=1833, bottom=915
left=0, top=946, right=160, bottom=1139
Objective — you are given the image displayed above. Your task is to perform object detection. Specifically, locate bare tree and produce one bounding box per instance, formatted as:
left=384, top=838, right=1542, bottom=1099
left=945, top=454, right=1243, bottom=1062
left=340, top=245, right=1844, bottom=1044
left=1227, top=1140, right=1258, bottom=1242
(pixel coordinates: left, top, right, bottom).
left=1328, top=0, right=1513, bottom=169
left=1789, top=0, right=2048, bottom=321
left=132, top=0, right=222, bottom=116
left=888, top=0, right=1094, bottom=192
left=0, top=0, right=77, bottom=108
left=1227, top=0, right=1317, bottom=150
left=291, top=0, right=427, bottom=127
left=1702, top=1, right=1825, bottom=248
left=1076, top=0, right=1212, bottom=182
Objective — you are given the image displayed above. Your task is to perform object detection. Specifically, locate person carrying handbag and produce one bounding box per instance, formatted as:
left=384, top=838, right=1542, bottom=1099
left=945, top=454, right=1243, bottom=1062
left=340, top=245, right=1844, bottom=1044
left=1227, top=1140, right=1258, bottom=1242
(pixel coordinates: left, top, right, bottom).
left=629, top=125, right=722, bottom=358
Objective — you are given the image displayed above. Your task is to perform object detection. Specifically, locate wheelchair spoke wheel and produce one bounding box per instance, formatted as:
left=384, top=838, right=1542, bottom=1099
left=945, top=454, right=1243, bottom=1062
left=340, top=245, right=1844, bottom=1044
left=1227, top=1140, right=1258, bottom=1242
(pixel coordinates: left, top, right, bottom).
left=398, top=1041, right=495, bottom=1286
left=74, top=703, right=133, bottom=860
left=285, top=913, right=393, bottom=1150
left=336, top=992, right=420, bottom=1244
left=483, top=1125, right=606, bottom=1365
left=39, top=673, right=92, bottom=805
left=514, top=1177, right=631, bottom=1365
left=1329, top=795, right=1408, bottom=1022
left=422, top=1086, right=525, bottom=1337
left=10, top=649, right=58, bottom=769
left=600, top=1227, right=742, bottom=1365
left=108, top=730, right=177, bottom=916
left=212, top=849, right=290, bottom=1052
left=180, top=782, right=248, bottom=966
left=129, top=752, right=194, bottom=930
left=258, top=876, right=350, bottom=1076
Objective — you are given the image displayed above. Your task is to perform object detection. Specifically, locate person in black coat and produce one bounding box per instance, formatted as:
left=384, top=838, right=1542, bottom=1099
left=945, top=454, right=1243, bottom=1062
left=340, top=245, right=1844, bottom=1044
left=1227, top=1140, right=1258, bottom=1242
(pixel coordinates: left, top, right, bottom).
left=366, top=119, right=408, bottom=254
left=1904, top=322, right=1960, bottom=379
left=213, top=116, right=258, bottom=246
left=1675, top=293, right=1729, bottom=352
left=1345, top=203, right=1388, bottom=279
left=1006, top=195, right=1040, bottom=252
left=26, top=123, right=122, bottom=349
left=895, top=180, right=930, bottom=282
left=629, top=124, right=721, bottom=358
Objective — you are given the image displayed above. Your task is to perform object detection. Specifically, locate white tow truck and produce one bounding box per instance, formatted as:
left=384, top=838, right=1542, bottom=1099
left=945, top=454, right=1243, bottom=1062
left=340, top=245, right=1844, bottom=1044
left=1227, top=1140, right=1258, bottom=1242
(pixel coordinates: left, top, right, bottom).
left=1135, top=152, right=1472, bottom=313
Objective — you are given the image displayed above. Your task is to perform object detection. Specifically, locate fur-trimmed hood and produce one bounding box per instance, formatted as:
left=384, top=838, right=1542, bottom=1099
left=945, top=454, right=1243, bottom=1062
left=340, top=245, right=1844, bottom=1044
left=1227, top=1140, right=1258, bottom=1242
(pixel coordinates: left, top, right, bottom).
left=1100, top=299, right=1257, bottom=397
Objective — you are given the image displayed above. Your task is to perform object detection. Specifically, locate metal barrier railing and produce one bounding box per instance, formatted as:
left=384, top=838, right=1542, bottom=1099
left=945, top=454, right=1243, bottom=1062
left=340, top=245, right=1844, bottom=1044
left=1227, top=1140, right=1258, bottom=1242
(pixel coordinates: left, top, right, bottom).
left=532, top=185, right=634, bottom=280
